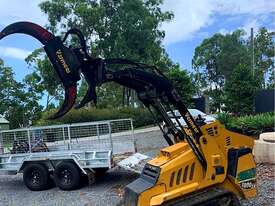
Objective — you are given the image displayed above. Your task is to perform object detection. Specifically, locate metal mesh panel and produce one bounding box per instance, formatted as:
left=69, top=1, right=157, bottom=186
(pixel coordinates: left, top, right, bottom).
left=0, top=119, right=133, bottom=155
left=69, top=122, right=112, bottom=151
left=1, top=130, right=29, bottom=154
left=111, top=119, right=135, bottom=155
left=0, top=133, right=3, bottom=154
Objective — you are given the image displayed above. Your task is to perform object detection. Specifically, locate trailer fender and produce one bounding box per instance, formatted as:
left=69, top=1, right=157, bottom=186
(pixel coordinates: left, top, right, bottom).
left=19, top=160, right=53, bottom=172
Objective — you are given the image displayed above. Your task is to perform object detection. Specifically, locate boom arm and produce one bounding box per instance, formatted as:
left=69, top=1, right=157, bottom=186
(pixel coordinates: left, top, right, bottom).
left=0, top=22, right=206, bottom=169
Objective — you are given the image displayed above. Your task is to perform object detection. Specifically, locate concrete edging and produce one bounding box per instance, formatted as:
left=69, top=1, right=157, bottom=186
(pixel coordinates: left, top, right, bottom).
left=253, top=132, right=275, bottom=164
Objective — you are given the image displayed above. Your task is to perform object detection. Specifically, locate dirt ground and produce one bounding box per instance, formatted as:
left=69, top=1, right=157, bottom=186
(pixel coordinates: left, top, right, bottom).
left=0, top=129, right=274, bottom=206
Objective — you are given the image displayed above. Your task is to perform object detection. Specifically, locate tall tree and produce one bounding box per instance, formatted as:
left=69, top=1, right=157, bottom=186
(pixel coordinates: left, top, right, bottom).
left=26, top=0, right=174, bottom=109
left=192, top=30, right=251, bottom=112
left=0, top=59, right=42, bottom=128
left=252, top=28, right=274, bottom=88
left=39, top=0, right=173, bottom=65
left=192, top=33, right=224, bottom=111
left=25, top=48, right=63, bottom=109
left=267, top=69, right=274, bottom=89
left=167, top=65, right=194, bottom=107
left=224, top=64, right=261, bottom=115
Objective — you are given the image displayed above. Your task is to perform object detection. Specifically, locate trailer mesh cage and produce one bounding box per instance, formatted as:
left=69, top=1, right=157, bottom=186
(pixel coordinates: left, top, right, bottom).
left=0, top=119, right=134, bottom=155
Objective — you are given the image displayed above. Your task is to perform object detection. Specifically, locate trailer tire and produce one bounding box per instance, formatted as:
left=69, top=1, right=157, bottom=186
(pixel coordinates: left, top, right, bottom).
left=23, top=163, right=50, bottom=191
left=54, top=161, right=81, bottom=190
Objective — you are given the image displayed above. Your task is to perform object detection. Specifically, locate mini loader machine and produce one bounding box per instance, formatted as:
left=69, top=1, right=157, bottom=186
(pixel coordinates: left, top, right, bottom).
left=0, top=22, right=257, bottom=206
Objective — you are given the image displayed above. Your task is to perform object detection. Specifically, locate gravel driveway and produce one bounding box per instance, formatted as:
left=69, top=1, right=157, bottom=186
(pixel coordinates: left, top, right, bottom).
left=0, top=129, right=274, bottom=206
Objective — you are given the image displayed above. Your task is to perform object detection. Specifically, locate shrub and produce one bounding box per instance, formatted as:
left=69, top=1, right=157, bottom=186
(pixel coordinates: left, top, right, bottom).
left=35, top=107, right=155, bottom=128
left=217, top=112, right=274, bottom=136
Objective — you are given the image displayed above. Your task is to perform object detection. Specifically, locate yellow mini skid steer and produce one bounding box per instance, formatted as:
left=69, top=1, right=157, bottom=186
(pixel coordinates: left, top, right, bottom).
left=0, top=21, right=257, bottom=206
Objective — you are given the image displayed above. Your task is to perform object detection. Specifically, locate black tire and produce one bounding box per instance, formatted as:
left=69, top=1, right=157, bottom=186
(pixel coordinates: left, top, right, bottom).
left=23, top=163, right=49, bottom=191
left=54, top=161, right=81, bottom=190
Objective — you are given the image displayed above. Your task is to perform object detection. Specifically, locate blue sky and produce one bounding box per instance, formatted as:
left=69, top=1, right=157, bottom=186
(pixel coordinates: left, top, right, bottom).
left=0, top=0, right=274, bottom=82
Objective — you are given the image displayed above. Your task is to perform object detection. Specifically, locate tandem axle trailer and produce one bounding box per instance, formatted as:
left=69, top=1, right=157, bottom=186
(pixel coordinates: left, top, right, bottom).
left=0, top=119, right=134, bottom=191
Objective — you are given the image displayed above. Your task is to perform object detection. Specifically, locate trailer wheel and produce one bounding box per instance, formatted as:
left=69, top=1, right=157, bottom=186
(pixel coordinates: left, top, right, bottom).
left=54, top=161, right=81, bottom=190
left=23, top=163, right=49, bottom=191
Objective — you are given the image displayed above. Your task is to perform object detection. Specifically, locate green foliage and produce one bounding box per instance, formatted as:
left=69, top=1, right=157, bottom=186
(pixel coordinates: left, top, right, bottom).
left=166, top=64, right=195, bottom=107
left=25, top=48, right=64, bottom=108
left=253, top=28, right=274, bottom=88
left=30, top=0, right=175, bottom=108
left=192, top=31, right=250, bottom=111
left=36, top=107, right=154, bottom=128
left=224, top=64, right=261, bottom=115
left=217, top=112, right=274, bottom=136
left=267, top=69, right=274, bottom=89
left=39, top=0, right=173, bottom=64
left=0, top=59, right=43, bottom=128
left=192, top=27, right=274, bottom=114
left=96, top=83, right=124, bottom=108
left=192, top=31, right=249, bottom=86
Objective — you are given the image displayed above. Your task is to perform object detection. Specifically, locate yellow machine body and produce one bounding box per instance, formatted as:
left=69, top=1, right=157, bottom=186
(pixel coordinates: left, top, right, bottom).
left=124, top=121, right=257, bottom=206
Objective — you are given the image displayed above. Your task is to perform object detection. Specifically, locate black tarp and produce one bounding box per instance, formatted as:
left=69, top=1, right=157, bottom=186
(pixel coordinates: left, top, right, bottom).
left=192, top=97, right=206, bottom=112
left=255, top=89, right=275, bottom=113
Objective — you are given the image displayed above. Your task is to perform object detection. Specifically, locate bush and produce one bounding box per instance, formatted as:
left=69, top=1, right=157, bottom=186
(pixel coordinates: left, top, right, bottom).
left=217, top=112, right=274, bottom=136
left=35, top=107, right=155, bottom=128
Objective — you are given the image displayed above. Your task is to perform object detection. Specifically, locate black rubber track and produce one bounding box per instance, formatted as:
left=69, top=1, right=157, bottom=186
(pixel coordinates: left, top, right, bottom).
left=162, top=187, right=241, bottom=206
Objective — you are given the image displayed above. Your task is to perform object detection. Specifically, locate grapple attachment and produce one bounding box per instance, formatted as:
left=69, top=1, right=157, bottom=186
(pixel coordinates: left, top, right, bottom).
left=0, top=22, right=81, bottom=119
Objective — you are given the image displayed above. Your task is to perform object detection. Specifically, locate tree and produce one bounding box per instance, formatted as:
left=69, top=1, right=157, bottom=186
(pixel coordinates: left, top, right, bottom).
left=27, top=0, right=174, bottom=108
left=267, top=69, right=274, bottom=89
left=167, top=65, right=194, bottom=107
left=192, top=33, right=225, bottom=111
left=192, top=33, right=223, bottom=93
left=253, top=28, right=274, bottom=88
left=224, top=64, right=261, bottom=115
left=192, top=30, right=251, bottom=112
left=0, top=59, right=42, bottom=128
left=25, top=48, right=63, bottom=109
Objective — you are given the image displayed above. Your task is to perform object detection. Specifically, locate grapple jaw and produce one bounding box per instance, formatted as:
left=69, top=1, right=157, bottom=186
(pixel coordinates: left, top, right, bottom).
left=0, top=22, right=81, bottom=119
left=48, top=86, right=78, bottom=119
left=0, top=21, right=54, bottom=44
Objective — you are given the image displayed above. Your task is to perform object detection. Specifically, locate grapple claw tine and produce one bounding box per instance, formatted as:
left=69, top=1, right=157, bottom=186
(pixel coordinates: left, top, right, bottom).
left=0, top=21, right=82, bottom=119
left=0, top=21, right=54, bottom=43
left=75, top=86, right=97, bottom=109
left=0, top=32, right=5, bottom=40
left=48, top=85, right=77, bottom=120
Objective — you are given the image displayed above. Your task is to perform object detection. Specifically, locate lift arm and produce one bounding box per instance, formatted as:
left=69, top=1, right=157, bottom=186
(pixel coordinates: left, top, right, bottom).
left=0, top=22, right=207, bottom=169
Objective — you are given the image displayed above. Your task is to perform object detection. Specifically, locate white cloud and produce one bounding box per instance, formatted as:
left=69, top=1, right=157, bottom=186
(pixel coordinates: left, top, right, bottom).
left=218, top=28, right=231, bottom=35
left=0, top=46, right=31, bottom=60
left=0, top=0, right=47, bottom=26
left=242, top=19, right=260, bottom=36
left=161, top=0, right=216, bottom=45
left=161, top=0, right=275, bottom=45
left=219, top=14, right=274, bottom=37
left=0, top=0, right=273, bottom=48
left=0, top=1, right=47, bottom=60
left=216, top=0, right=275, bottom=15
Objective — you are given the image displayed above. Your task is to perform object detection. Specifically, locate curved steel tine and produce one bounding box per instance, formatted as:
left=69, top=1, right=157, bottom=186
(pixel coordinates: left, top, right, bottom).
left=75, top=86, right=97, bottom=109
left=48, top=85, right=78, bottom=119
left=0, top=21, right=54, bottom=44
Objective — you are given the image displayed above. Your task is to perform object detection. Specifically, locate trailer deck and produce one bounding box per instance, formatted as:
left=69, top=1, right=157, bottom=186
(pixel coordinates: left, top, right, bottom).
left=0, top=150, right=112, bottom=173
